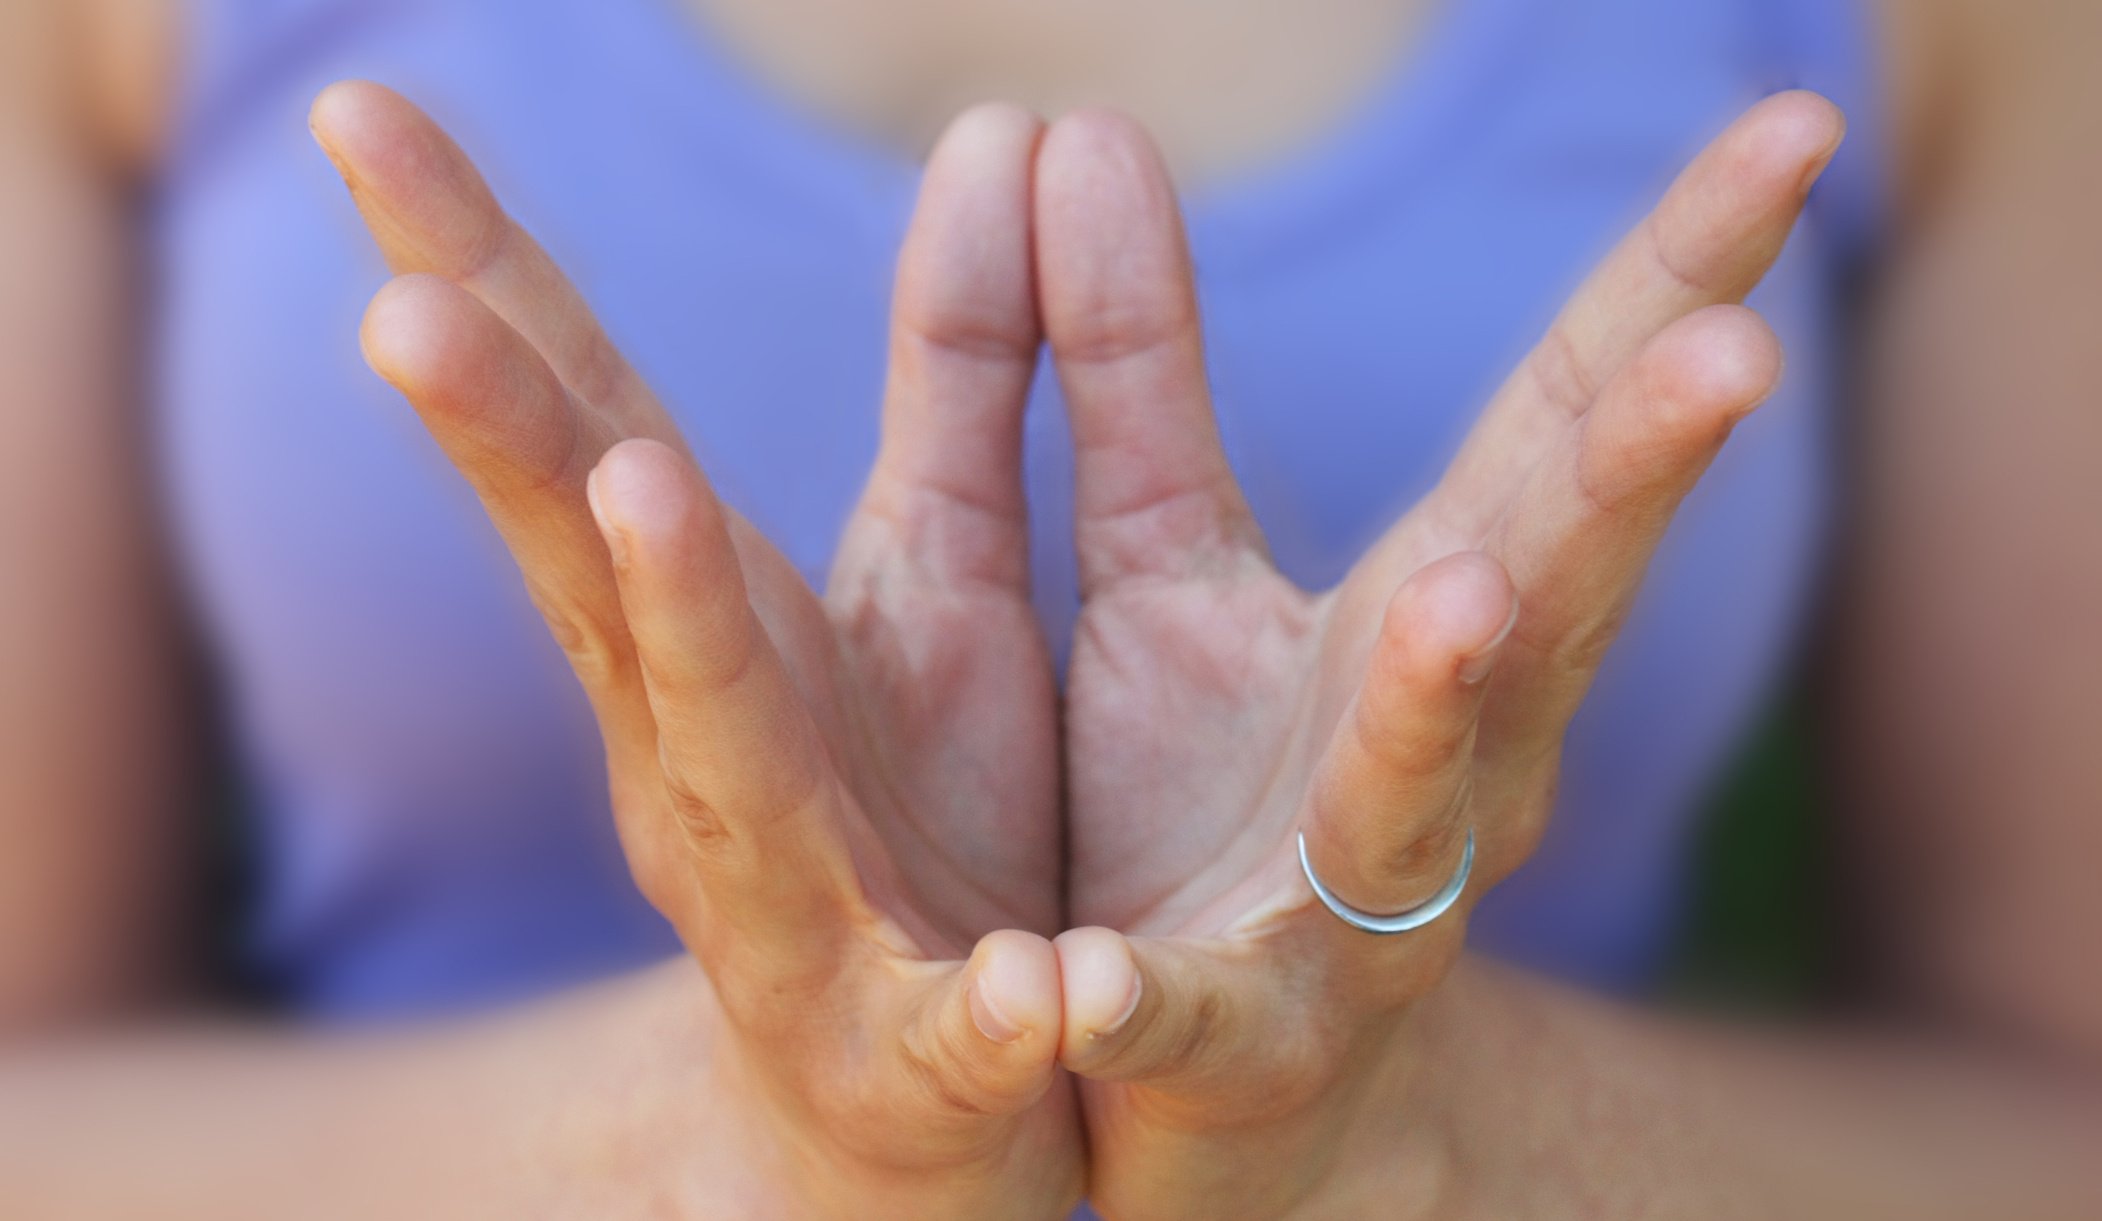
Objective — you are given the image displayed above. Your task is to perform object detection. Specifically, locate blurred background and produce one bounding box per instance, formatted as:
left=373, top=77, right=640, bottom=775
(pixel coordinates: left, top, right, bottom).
left=1, top=0, right=2099, bottom=1210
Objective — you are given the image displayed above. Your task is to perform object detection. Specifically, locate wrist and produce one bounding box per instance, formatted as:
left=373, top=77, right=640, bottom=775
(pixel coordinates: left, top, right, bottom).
left=1392, top=956, right=1733, bottom=1221
left=1280, top=969, right=1488, bottom=1221
left=484, top=959, right=745, bottom=1218
left=1260, top=957, right=1538, bottom=1221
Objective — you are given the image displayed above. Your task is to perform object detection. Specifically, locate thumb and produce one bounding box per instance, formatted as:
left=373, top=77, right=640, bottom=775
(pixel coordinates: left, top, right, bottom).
left=893, top=930, right=1065, bottom=1127
left=1053, top=928, right=1330, bottom=1111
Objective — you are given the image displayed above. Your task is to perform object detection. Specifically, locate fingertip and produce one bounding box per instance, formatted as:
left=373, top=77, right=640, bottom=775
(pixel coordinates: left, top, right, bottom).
left=1041, top=107, right=1157, bottom=165
left=896, top=101, right=1044, bottom=354
left=308, top=79, right=372, bottom=152
left=932, top=101, right=1046, bottom=162
left=1382, top=552, right=1520, bottom=689
left=1656, top=304, right=1785, bottom=417
left=357, top=273, right=472, bottom=386
left=589, top=443, right=751, bottom=678
left=588, top=439, right=699, bottom=549
left=968, top=929, right=1061, bottom=1049
left=1737, top=90, right=1848, bottom=195
left=1034, top=107, right=1183, bottom=282
left=892, top=933, right=1064, bottom=1124
left=308, top=80, right=418, bottom=178
left=1766, top=89, right=1848, bottom=160
left=1036, top=106, right=1176, bottom=227
left=1052, top=926, right=1143, bottom=1060
left=308, top=81, right=499, bottom=277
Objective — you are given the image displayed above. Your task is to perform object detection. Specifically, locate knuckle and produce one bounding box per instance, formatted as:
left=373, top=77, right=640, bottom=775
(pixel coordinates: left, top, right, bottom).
left=1151, top=988, right=1226, bottom=1081
left=897, top=1025, right=1000, bottom=1120
left=1570, top=437, right=1633, bottom=519
left=453, top=204, right=517, bottom=282
left=1377, top=779, right=1475, bottom=884
left=1546, top=604, right=1628, bottom=684
left=1052, top=292, right=1195, bottom=367
left=656, top=754, right=733, bottom=846
left=1351, top=687, right=1461, bottom=782
left=1640, top=207, right=1711, bottom=298
left=1525, top=325, right=1601, bottom=422
left=684, top=613, right=765, bottom=698
left=483, top=384, right=590, bottom=499
left=566, top=323, right=633, bottom=411
left=530, top=588, right=636, bottom=691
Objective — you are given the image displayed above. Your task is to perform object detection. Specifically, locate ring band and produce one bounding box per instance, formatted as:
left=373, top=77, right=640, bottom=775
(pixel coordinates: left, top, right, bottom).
left=1296, top=828, right=1475, bottom=935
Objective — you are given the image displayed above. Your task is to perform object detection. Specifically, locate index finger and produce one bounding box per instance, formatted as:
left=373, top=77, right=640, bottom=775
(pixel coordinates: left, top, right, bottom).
left=311, top=80, right=678, bottom=447
left=1413, top=91, right=1842, bottom=550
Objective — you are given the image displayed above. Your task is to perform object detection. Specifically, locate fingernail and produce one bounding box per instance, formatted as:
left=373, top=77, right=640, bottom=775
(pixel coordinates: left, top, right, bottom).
left=1801, top=126, right=1847, bottom=195
left=970, top=977, right=1025, bottom=1045
left=585, top=467, right=629, bottom=567
left=1458, top=602, right=1519, bottom=685
left=1090, top=973, right=1143, bottom=1041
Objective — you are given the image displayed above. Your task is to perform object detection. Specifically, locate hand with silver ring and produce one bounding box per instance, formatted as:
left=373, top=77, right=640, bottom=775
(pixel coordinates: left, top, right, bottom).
left=1297, top=828, right=1475, bottom=935
left=1036, top=94, right=1845, bottom=1220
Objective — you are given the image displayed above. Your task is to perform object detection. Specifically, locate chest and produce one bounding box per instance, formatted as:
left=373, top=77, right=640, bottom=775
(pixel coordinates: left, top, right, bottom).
left=677, top=0, right=1438, bottom=179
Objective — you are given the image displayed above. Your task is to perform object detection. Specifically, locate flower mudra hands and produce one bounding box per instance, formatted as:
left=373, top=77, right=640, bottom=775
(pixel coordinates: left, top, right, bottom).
left=327, top=79, right=1839, bottom=1220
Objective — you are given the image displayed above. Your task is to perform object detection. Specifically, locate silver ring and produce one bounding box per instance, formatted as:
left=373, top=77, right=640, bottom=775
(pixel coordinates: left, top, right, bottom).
left=1296, top=828, right=1474, bottom=935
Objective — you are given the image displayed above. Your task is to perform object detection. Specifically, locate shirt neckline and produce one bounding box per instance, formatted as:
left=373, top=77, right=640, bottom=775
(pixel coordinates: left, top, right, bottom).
left=615, top=0, right=1550, bottom=267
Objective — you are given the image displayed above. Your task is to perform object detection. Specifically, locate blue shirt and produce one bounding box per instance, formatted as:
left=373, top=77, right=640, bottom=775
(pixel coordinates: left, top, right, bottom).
left=153, top=0, right=1884, bottom=1015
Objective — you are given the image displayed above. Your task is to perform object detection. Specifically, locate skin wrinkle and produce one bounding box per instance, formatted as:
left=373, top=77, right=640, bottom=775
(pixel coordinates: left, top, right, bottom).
left=1074, top=475, right=1264, bottom=586
left=1067, top=570, right=1323, bottom=933
left=851, top=478, right=1029, bottom=593
left=1636, top=205, right=1721, bottom=303
left=1522, top=321, right=1606, bottom=426
left=826, top=558, right=1052, bottom=942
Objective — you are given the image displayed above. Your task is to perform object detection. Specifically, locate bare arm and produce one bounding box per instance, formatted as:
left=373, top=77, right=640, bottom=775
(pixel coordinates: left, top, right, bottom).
left=1417, top=0, right=2102, bottom=1214
left=1412, top=962, right=2102, bottom=1219
left=0, top=964, right=724, bottom=1221
left=0, top=0, right=198, bottom=1027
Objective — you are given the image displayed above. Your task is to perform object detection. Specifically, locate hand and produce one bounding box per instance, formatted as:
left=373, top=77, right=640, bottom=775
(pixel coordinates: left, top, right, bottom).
left=314, top=84, right=1078, bottom=1219
left=1035, top=94, right=1846, bottom=1218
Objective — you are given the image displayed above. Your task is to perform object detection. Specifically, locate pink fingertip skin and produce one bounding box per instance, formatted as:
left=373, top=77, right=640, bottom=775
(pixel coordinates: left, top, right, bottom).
left=970, top=975, right=1026, bottom=1045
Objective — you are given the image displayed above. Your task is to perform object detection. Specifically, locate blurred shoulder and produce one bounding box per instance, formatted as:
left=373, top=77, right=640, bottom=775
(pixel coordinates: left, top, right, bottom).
left=83, top=0, right=183, bottom=176
left=1876, top=0, right=2101, bottom=212
left=0, top=0, right=181, bottom=180
left=78, top=0, right=183, bottom=178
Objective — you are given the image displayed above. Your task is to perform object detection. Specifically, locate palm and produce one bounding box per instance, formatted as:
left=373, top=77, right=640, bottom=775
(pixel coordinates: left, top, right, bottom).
left=1067, top=559, right=1316, bottom=933
left=738, top=513, right=1060, bottom=949
left=1067, top=522, right=1464, bottom=937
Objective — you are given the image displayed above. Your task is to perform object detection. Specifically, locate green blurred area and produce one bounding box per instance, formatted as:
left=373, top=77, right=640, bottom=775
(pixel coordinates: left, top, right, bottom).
left=1664, top=691, right=1830, bottom=1010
